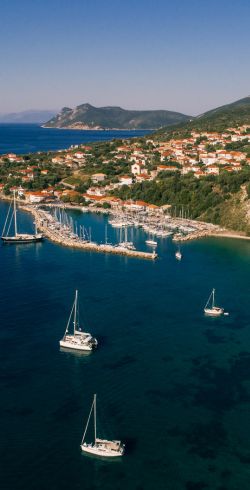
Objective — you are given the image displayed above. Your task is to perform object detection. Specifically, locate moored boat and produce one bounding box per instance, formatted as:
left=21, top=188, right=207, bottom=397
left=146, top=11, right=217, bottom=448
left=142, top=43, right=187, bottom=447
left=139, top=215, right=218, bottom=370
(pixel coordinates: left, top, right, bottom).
left=146, top=239, right=157, bottom=246
left=80, top=394, right=125, bottom=458
left=204, top=288, right=224, bottom=316
left=1, top=191, right=43, bottom=243
left=59, top=290, right=97, bottom=351
left=175, top=246, right=182, bottom=260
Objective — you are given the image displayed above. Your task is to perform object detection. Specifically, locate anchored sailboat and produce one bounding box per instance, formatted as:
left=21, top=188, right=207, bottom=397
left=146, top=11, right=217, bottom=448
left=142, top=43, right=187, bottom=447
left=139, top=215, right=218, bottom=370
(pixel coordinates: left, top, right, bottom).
left=1, top=191, right=43, bottom=243
left=59, top=290, right=97, bottom=351
left=204, top=288, right=224, bottom=316
left=80, top=394, right=125, bottom=458
left=175, top=245, right=182, bottom=260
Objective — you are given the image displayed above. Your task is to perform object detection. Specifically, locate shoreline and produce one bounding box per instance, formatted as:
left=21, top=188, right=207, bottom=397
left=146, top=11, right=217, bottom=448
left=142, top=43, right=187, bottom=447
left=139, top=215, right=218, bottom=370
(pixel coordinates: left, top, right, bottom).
left=41, top=126, right=154, bottom=131
left=210, top=231, right=250, bottom=241
left=18, top=204, right=157, bottom=261
left=1, top=196, right=249, bottom=243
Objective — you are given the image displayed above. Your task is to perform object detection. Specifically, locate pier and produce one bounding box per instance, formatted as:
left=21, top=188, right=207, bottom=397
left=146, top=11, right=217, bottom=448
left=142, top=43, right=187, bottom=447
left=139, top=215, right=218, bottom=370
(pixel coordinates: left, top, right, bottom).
left=20, top=205, right=157, bottom=260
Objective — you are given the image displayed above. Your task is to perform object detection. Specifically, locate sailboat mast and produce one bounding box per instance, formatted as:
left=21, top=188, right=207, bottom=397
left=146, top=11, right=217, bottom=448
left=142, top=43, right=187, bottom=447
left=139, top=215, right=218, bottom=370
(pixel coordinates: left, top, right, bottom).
left=94, top=394, right=97, bottom=444
left=73, top=290, right=78, bottom=334
left=212, top=289, right=215, bottom=308
left=81, top=396, right=95, bottom=445
left=13, top=190, right=17, bottom=236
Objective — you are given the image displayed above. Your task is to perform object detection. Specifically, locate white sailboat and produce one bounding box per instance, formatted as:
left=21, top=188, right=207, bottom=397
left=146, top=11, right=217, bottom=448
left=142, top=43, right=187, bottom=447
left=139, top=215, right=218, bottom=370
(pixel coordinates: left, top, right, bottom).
left=1, top=191, right=43, bottom=243
left=59, top=290, right=97, bottom=351
left=80, top=394, right=125, bottom=458
left=145, top=239, right=157, bottom=246
left=175, top=246, right=182, bottom=260
left=204, top=288, right=224, bottom=316
left=145, top=231, right=157, bottom=247
left=118, top=227, right=135, bottom=250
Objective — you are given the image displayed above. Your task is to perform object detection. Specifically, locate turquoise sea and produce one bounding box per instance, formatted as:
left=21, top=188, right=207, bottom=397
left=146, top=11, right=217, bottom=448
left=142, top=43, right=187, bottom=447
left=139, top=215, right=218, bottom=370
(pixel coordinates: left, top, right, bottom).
left=0, top=124, right=151, bottom=154
left=1, top=201, right=250, bottom=490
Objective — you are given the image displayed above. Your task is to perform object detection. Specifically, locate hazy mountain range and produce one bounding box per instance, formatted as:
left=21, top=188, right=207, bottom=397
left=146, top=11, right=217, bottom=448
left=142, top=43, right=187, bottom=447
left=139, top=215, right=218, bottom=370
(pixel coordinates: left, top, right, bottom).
left=1, top=96, right=250, bottom=130
left=0, top=110, right=57, bottom=124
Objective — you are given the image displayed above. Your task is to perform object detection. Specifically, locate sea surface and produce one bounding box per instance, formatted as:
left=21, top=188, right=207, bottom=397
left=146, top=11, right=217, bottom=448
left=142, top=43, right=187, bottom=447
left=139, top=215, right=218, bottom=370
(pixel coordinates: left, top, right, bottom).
left=0, top=124, right=151, bottom=155
left=1, top=201, right=250, bottom=490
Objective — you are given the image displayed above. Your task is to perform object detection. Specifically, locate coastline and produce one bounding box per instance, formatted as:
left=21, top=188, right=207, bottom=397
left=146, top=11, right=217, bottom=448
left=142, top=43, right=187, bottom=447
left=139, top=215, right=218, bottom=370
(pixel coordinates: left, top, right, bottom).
left=41, top=126, right=155, bottom=131
left=17, top=204, right=158, bottom=260
left=211, top=231, right=250, bottom=241
left=1, top=195, right=249, bottom=243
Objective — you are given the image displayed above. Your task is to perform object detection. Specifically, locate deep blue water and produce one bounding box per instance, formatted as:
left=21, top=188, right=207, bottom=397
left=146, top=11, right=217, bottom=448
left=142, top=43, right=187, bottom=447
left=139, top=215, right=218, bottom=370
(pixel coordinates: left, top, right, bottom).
left=1, top=201, right=250, bottom=490
left=0, top=124, right=152, bottom=155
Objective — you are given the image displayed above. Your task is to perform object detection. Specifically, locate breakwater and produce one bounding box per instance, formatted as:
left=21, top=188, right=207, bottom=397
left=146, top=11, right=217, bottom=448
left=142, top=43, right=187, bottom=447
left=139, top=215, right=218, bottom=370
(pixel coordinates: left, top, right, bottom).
left=20, top=205, right=157, bottom=260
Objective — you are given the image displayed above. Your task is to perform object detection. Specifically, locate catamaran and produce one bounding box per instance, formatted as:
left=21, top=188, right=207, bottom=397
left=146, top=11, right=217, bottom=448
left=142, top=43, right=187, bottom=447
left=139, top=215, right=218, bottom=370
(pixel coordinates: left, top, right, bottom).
left=59, top=290, right=97, bottom=351
left=204, top=288, right=224, bottom=316
left=1, top=191, right=43, bottom=243
left=80, top=394, right=125, bottom=458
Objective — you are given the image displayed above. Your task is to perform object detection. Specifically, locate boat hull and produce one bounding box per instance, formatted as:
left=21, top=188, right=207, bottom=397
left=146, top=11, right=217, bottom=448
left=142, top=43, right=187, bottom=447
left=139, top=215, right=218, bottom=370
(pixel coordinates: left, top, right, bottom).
left=80, top=444, right=124, bottom=458
left=1, top=235, right=43, bottom=244
left=59, top=340, right=93, bottom=351
left=204, top=308, right=224, bottom=317
left=146, top=240, right=157, bottom=246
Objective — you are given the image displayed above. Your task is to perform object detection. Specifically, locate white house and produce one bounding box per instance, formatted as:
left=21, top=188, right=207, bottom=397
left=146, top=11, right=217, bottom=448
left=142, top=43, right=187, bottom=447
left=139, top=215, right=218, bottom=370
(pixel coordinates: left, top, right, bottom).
left=131, top=162, right=144, bottom=175
left=119, top=175, right=133, bottom=185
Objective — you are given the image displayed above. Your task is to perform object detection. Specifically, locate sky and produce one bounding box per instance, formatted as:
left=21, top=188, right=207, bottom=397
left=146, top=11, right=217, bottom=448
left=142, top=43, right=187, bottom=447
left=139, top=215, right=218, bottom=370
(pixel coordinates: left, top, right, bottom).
left=0, top=0, right=250, bottom=116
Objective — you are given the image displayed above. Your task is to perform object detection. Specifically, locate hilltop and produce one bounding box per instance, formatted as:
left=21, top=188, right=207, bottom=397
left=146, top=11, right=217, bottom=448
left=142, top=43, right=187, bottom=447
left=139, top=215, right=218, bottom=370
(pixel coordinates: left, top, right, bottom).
left=44, top=103, right=191, bottom=130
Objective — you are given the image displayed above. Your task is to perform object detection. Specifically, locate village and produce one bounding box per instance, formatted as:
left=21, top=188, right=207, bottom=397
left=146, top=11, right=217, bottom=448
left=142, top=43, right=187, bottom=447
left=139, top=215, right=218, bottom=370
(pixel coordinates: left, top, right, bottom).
left=0, top=124, right=249, bottom=220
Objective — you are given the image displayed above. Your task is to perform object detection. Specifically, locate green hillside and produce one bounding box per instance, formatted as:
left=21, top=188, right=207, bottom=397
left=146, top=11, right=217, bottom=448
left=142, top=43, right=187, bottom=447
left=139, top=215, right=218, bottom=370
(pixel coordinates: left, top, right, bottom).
left=154, top=96, right=250, bottom=139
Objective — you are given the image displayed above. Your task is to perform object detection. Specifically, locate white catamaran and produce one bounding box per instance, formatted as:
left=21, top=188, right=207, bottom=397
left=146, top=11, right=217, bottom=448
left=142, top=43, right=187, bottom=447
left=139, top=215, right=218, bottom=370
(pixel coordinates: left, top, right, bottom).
left=1, top=191, right=43, bottom=243
left=204, top=288, right=224, bottom=316
left=59, top=290, right=97, bottom=351
left=80, top=394, right=125, bottom=458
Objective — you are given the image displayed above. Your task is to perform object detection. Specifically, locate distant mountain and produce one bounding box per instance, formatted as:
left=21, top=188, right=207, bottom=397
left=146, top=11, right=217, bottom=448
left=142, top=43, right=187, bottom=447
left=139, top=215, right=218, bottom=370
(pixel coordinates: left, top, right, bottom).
left=0, top=110, right=57, bottom=124
left=44, top=103, right=192, bottom=130
left=154, top=96, right=250, bottom=138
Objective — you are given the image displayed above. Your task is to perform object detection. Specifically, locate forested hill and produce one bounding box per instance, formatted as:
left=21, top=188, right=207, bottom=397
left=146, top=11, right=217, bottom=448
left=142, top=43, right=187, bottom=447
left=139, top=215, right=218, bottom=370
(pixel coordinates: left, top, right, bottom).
left=154, top=96, right=250, bottom=139
left=44, top=104, right=191, bottom=130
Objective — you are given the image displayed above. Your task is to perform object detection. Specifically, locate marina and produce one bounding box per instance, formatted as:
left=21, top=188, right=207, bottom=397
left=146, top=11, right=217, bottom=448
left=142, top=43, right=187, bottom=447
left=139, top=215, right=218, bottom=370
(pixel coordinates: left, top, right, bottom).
left=19, top=204, right=158, bottom=260
left=14, top=199, right=224, bottom=260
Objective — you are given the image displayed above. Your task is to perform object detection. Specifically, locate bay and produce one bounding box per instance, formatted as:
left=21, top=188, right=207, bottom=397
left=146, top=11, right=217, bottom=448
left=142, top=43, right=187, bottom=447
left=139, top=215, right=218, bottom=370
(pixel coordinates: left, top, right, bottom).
left=0, top=124, right=152, bottom=155
left=0, top=201, right=250, bottom=490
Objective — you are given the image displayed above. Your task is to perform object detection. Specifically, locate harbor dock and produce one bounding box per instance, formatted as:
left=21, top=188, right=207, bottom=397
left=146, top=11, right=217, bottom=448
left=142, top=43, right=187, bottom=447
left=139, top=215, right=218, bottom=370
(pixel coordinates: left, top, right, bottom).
left=20, top=205, right=157, bottom=260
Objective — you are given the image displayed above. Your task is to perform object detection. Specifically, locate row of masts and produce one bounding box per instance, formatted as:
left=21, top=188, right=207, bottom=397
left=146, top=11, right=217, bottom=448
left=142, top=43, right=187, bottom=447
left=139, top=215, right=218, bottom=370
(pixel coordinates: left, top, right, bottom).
left=52, top=207, right=93, bottom=242
left=51, top=207, right=137, bottom=249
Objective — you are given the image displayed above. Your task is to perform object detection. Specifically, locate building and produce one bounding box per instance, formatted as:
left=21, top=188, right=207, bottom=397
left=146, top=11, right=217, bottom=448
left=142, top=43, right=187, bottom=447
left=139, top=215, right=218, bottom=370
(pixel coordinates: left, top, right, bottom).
left=131, top=162, right=145, bottom=175
left=91, top=173, right=106, bottom=183
left=118, top=175, right=133, bottom=185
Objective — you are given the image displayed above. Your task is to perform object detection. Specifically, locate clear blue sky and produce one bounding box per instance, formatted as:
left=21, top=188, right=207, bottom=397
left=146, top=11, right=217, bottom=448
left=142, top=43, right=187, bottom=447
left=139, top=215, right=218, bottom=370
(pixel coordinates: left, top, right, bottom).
left=1, top=0, right=250, bottom=115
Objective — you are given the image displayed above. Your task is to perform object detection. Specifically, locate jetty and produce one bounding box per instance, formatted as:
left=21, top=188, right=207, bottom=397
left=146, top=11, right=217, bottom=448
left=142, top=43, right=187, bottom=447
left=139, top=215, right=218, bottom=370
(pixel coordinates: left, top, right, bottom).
left=20, top=205, right=157, bottom=260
